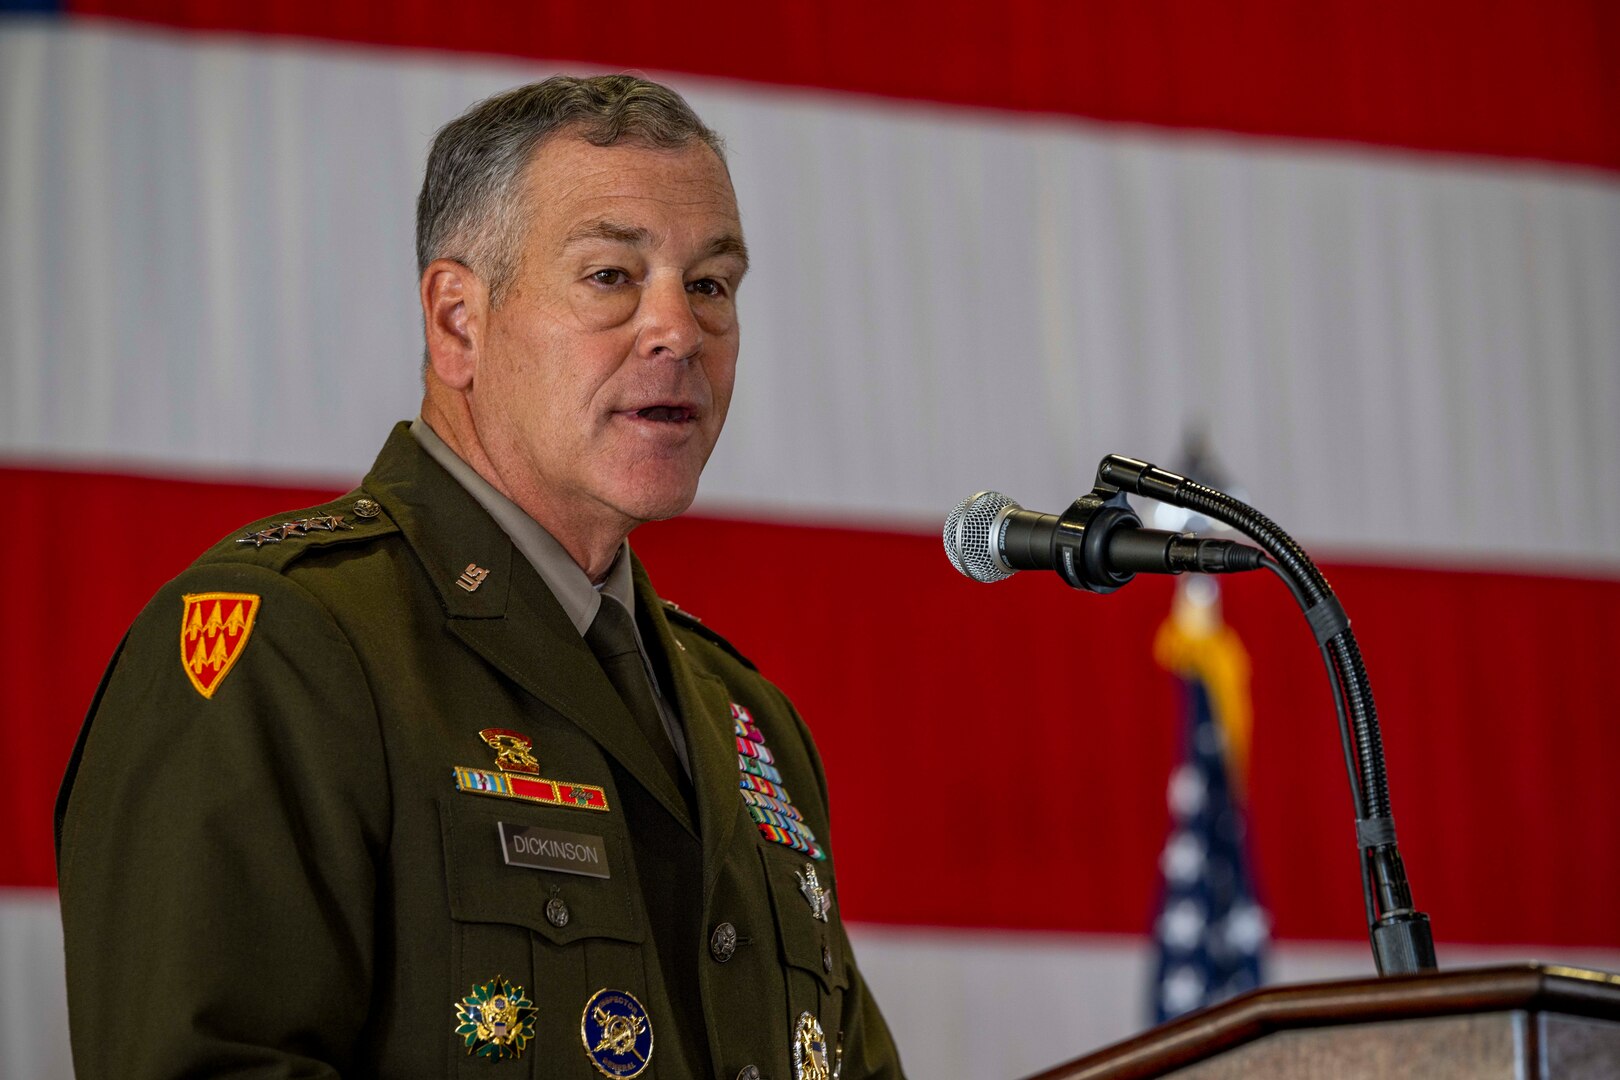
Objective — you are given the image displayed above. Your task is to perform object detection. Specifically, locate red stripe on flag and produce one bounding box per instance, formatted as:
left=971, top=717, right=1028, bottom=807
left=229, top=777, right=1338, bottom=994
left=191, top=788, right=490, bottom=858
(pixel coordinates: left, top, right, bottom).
left=68, top=0, right=1620, bottom=172
left=6, top=465, right=1620, bottom=948
left=0, top=465, right=343, bottom=895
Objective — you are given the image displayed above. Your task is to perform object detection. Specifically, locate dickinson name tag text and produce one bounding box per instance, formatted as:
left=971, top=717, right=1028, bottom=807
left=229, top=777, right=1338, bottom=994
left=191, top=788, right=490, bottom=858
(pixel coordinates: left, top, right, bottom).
left=498, top=821, right=610, bottom=879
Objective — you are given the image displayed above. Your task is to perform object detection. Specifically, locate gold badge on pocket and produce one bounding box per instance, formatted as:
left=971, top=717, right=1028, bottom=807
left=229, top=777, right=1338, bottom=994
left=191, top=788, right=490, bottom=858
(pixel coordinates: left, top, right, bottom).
left=454, top=977, right=535, bottom=1060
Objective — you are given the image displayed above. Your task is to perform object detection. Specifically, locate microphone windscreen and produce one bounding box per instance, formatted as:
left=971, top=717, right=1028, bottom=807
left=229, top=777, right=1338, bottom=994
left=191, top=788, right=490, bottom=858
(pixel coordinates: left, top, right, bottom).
left=943, top=491, right=1019, bottom=583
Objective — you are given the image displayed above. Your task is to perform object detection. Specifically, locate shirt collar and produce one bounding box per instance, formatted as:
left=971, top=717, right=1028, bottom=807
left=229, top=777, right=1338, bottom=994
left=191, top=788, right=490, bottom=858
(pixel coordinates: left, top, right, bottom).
left=411, top=416, right=634, bottom=636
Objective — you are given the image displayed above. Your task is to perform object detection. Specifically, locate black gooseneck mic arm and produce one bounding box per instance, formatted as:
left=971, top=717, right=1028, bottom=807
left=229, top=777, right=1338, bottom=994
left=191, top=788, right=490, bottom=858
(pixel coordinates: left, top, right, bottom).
left=1094, top=455, right=1437, bottom=976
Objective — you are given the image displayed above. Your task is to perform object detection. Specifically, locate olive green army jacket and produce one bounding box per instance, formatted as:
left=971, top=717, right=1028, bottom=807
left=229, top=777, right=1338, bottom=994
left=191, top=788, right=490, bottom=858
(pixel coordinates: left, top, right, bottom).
left=57, top=423, right=904, bottom=1080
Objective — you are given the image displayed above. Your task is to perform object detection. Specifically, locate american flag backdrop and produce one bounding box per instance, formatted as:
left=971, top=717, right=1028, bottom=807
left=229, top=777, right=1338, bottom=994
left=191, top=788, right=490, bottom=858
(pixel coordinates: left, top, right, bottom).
left=1149, top=576, right=1270, bottom=1023
left=3, top=4, right=1620, bottom=1078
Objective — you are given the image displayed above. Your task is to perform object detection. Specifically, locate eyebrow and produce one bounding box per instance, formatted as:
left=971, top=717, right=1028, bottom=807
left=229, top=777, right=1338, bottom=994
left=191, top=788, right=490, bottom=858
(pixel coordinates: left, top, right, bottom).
left=702, top=234, right=751, bottom=274
left=563, top=220, right=652, bottom=249
left=563, top=218, right=750, bottom=274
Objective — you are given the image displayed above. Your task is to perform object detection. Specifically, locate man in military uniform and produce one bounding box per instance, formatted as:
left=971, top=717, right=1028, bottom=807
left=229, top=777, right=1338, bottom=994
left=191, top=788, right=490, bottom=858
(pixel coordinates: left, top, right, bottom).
left=57, top=75, right=905, bottom=1080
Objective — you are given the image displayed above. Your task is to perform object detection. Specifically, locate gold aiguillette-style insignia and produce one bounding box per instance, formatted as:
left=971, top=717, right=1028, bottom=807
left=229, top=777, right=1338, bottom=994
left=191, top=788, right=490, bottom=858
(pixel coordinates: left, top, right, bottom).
left=180, top=592, right=260, bottom=699
left=454, top=976, right=535, bottom=1060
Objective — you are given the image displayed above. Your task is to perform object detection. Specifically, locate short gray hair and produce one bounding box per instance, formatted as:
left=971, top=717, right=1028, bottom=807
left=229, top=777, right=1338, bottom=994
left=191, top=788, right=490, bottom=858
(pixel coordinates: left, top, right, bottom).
left=415, top=74, right=726, bottom=307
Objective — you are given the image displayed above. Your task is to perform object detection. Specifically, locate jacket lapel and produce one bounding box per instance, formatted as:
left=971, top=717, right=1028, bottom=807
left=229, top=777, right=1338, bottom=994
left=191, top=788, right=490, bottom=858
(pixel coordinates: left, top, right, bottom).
left=361, top=423, right=697, bottom=836
left=633, top=561, right=744, bottom=897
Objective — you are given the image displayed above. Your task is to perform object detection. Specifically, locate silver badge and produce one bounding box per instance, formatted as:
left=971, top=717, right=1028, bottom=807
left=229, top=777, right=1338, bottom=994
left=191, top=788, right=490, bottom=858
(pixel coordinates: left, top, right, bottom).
left=792, top=1012, right=830, bottom=1080
left=795, top=863, right=831, bottom=922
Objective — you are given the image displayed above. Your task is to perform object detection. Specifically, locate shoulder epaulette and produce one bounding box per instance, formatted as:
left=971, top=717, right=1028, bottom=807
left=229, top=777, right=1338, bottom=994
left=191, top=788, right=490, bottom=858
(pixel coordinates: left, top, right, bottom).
left=198, top=491, right=397, bottom=571
left=660, top=598, right=758, bottom=672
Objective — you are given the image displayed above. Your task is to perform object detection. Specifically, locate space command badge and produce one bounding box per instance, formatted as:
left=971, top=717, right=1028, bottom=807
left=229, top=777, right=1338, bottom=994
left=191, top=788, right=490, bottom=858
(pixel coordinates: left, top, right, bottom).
left=793, top=1011, right=831, bottom=1080
left=581, top=988, right=654, bottom=1078
left=454, top=977, right=536, bottom=1060
left=180, top=592, right=260, bottom=699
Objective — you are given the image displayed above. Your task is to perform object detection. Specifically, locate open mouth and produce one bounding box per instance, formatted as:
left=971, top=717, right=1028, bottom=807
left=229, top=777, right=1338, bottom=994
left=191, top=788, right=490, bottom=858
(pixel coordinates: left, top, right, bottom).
left=631, top=405, right=695, bottom=423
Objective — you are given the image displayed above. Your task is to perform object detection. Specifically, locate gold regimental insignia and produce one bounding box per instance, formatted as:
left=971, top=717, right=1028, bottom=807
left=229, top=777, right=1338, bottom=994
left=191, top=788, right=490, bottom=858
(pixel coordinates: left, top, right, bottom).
left=454, top=728, right=612, bottom=812
left=180, top=592, right=261, bottom=699
left=796, top=862, right=832, bottom=922
left=480, top=728, right=540, bottom=773
left=454, top=976, right=535, bottom=1060
left=793, top=1011, right=831, bottom=1080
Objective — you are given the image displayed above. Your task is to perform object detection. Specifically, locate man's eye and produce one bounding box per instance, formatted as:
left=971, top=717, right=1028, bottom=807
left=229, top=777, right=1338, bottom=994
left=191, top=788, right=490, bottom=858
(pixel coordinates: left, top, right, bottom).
left=591, top=269, right=629, bottom=286
left=687, top=278, right=726, bottom=298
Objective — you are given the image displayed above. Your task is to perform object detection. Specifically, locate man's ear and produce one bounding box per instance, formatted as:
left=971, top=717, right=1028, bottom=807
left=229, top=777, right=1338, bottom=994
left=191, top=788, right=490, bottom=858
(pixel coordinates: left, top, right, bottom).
left=421, top=259, right=487, bottom=390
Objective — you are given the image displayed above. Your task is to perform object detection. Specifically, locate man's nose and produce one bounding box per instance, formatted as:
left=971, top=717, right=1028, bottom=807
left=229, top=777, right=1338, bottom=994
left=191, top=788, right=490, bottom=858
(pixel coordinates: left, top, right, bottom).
left=636, top=275, right=703, bottom=361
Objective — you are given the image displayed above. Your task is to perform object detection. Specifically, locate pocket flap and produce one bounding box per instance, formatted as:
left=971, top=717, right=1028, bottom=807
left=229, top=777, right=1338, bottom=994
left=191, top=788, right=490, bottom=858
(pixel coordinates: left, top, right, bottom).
left=760, top=847, right=849, bottom=992
left=440, top=796, right=644, bottom=945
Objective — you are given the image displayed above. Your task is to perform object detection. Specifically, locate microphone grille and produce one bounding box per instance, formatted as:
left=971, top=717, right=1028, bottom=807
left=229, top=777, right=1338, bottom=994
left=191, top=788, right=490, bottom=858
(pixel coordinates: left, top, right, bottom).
left=943, top=491, right=1018, bottom=583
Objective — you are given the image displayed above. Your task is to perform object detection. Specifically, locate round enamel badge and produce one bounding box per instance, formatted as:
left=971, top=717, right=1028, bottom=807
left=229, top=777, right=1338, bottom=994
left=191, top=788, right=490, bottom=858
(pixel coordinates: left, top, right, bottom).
left=581, top=988, right=654, bottom=1078
left=793, top=1011, right=831, bottom=1080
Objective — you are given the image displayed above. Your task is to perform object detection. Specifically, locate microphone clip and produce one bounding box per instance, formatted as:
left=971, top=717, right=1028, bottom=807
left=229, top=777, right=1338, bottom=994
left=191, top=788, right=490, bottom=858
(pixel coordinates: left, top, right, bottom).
left=1041, top=487, right=1142, bottom=594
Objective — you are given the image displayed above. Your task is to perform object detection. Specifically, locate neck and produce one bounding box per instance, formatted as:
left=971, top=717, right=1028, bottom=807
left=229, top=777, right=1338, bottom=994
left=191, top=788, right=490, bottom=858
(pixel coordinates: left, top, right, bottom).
left=420, top=394, right=632, bottom=583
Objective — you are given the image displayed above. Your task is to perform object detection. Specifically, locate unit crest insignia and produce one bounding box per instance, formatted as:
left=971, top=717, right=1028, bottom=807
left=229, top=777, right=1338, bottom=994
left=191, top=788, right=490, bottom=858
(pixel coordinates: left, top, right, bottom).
left=179, top=592, right=260, bottom=699
left=479, top=728, right=540, bottom=773
left=793, top=1011, right=831, bottom=1080
left=454, top=977, right=536, bottom=1060
left=452, top=728, right=611, bottom=812
left=581, top=988, right=654, bottom=1078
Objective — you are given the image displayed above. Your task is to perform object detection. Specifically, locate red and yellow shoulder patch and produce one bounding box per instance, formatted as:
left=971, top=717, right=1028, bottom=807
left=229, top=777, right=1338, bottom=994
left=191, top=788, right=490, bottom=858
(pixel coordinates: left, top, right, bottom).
left=180, top=592, right=260, bottom=699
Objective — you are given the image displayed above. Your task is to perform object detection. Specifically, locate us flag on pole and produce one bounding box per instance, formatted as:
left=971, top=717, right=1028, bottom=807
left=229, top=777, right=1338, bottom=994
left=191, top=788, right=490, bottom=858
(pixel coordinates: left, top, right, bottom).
left=1148, top=582, right=1271, bottom=1023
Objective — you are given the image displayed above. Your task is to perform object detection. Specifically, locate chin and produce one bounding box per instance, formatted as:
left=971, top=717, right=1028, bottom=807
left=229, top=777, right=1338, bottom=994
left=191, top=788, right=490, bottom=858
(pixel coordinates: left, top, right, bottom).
left=615, top=482, right=700, bottom=525
left=611, top=455, right=711, bottom=522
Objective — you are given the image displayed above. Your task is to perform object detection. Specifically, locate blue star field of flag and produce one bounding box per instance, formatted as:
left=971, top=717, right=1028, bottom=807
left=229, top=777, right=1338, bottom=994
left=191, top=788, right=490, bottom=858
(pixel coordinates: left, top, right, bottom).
left=1149, top=679, right=1270, bottom=1023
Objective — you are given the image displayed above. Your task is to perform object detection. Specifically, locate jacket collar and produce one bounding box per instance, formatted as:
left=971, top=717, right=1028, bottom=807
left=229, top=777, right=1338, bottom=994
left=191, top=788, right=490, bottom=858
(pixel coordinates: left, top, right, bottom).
left=361, top=422, right=699, bottom=835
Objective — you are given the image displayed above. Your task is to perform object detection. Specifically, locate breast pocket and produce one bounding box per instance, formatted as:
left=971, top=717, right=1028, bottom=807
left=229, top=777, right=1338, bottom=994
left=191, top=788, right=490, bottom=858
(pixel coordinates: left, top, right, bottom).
left=441, top=796, right=647, bottom=1078
left=759, top=846, right=852, bottom=1069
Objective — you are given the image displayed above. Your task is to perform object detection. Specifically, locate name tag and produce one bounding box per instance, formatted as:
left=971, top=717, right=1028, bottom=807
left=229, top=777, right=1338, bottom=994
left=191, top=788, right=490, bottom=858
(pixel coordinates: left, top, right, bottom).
left=498, top=822, right=611, bottom=879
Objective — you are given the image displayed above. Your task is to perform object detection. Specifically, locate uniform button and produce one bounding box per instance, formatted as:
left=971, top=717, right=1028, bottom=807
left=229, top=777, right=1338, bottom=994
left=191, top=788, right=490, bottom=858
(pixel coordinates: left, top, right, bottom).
left=735, top=1067, right=761, bottom=1080
left=710, top=921, right=738, bottom=963
left=822, top=944, right=833, bottom=973
left=545, top=896, right=570, bottom=928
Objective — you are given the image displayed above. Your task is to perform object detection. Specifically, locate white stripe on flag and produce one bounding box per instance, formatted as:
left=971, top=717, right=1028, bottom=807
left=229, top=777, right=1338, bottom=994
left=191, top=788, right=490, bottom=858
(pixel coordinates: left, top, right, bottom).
left=2, top=21, right=1618, bottom=567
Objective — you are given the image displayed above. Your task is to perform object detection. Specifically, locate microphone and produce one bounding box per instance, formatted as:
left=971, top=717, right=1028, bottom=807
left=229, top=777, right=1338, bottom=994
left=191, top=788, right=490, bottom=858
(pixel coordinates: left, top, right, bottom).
left=944, top=490, right=1264, bottom=592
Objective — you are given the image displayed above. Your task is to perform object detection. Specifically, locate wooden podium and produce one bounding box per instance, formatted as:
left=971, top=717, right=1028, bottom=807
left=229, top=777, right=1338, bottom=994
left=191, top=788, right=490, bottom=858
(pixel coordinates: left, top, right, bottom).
left=1026, top=964, right=1620, bottom=1079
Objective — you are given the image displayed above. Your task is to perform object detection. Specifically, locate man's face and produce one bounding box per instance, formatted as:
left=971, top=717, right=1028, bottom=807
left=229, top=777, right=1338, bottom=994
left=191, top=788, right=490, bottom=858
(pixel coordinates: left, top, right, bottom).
left=469, top=135, right=747, bottom=534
